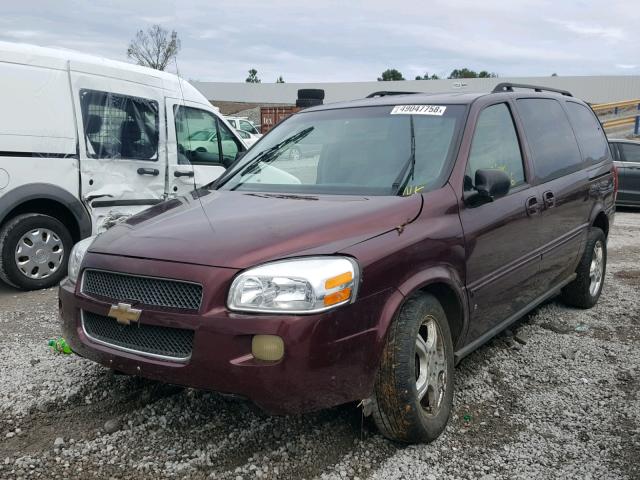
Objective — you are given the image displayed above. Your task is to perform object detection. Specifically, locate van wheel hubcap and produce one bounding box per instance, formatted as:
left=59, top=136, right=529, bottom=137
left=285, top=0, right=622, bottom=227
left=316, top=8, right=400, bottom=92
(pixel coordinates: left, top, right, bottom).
left=415, top=317, right=447, bottom=415
left=14, top=228, right=64, bottom=279
left=589, top=241, right=604, bottom=297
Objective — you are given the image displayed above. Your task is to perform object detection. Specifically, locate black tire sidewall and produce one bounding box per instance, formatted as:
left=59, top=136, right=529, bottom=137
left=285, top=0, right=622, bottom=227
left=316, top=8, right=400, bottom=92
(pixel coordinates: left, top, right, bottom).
left=1, top=214, right=73, bottom=290
left=297, top=88, right=325, bottom=100
left=561, top=227, right=607, bottom=308
left=374, top=293, right=455, bottom=443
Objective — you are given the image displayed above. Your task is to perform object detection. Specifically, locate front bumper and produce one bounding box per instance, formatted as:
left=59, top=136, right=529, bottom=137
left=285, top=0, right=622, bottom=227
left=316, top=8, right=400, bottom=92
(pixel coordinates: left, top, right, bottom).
left=59, top=254, right=399, bottom=414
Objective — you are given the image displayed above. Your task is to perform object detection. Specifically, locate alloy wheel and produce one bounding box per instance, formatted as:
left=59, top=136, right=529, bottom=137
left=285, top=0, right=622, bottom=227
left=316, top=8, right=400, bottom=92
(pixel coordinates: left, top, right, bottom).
left=415, top=316, right=447, bottom=415
left=589, top=240, right=604, bottom=297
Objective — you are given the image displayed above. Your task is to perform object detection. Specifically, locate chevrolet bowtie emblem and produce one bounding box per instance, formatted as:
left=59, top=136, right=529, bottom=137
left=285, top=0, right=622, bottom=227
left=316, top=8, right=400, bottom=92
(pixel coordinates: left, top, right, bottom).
left=108, top=303, right=142, bottom=326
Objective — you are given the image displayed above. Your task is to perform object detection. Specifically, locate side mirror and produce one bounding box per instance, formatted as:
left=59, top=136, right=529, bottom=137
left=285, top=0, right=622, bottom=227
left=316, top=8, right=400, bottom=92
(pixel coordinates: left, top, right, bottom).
left=465, top=169, right=511, bottom=206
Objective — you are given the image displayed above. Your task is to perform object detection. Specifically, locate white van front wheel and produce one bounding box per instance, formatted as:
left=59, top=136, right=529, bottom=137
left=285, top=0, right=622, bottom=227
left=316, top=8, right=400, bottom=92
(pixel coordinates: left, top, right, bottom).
left=0, top=213, right=73, bottom=290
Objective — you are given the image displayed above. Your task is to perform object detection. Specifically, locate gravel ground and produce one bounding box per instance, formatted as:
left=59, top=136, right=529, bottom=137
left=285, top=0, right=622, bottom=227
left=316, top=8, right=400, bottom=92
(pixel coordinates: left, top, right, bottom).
left=1, top=212, right=639, bottom=480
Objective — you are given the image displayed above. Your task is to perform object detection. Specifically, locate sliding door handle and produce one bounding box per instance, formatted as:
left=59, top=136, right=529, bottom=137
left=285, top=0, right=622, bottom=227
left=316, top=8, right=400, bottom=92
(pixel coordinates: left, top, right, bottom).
left=526, top=196, right=541, bottom=216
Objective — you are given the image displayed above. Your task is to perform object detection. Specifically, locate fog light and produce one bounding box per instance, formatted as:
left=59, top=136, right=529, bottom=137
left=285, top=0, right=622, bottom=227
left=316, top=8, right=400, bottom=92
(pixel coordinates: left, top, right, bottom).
left=252, top=335, right=284, bottom=361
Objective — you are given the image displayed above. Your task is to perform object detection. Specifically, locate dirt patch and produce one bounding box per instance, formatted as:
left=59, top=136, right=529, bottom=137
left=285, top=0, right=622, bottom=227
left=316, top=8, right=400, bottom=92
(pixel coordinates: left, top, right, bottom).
left=0, top=378, right=182, bottom=459
left=614, top=269, right=640, bottom=286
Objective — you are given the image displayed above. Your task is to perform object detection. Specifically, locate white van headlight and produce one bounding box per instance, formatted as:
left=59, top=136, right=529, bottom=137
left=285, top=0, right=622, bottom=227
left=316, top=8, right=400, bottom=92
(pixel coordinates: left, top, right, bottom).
left=228, top=257, right=359, bottom=314
left=68, top=236, right=97, bottom=283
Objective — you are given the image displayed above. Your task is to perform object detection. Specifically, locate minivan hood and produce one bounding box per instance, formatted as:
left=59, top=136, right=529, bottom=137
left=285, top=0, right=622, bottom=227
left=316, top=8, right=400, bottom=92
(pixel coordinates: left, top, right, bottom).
left=90, top=191, right=422, bottom=269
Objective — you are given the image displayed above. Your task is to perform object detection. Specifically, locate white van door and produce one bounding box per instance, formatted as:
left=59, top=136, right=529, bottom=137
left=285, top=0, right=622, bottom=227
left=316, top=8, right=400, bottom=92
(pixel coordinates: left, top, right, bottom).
left=70, top=72, right=167, bottom=230
left=166, top=98, right=245, bottom=196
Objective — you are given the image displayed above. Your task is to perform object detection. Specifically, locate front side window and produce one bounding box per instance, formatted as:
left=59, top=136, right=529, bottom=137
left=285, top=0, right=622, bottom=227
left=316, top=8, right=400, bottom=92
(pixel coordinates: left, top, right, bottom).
left=565, top=102, right=609, bottom=165
left=80, top=89, right=159, bottom=161
left=218, top=121, right=243, bottom=164
left=175, top=106, right=222, bottom=166
left=174, top=107, right=244, bottom=167
left=619, top=142, right=640, bottom=163
left=516, top=98, right=582, bottom=182
left=465, top=103, right=525, bottom=191
left=218, top=105, right=466, bottom=196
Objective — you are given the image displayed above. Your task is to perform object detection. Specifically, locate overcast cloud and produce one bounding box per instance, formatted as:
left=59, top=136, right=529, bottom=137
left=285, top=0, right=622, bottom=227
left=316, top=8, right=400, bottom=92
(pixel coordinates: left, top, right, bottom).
left=0, top=0, right=638, bottom=82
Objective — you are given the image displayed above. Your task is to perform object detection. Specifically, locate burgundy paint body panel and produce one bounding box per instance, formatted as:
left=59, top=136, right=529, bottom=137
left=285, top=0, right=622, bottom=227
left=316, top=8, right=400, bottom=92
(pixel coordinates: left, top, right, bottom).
left=91, top=191, right=422, bottom=269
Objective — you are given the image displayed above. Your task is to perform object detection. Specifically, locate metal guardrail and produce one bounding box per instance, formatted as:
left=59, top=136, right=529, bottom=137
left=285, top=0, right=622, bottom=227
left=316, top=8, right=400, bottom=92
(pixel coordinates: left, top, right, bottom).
left=591, top=99, right=640, bottom=113
left=593, top=99, right=640, bottom=134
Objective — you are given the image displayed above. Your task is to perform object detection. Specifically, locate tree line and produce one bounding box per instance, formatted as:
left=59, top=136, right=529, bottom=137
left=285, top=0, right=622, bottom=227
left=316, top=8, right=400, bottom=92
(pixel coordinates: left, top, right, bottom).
left=378, top=68, right=498, bottom=81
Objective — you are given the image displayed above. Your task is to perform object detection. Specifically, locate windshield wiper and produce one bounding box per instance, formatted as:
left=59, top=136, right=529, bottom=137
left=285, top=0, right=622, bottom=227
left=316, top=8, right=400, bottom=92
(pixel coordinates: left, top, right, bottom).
left=391, top=115, right=416, bottom=195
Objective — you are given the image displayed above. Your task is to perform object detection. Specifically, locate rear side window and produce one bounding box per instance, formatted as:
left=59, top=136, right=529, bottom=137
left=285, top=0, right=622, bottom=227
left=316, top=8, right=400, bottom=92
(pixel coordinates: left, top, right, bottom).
left=465, top=103, right=525, bottom=190
left=80, top=90, right=159, bottom=161
left=565, top=102, right=609, bottom=165
left=516, top=98, right=582, bottom=182
left=619, top=142, right=640, bottom=163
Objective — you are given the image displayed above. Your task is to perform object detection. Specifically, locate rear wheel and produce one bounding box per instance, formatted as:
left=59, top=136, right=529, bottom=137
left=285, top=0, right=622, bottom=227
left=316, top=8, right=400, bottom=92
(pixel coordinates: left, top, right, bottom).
left=372, top=292, right=454, bottom=443
left=0, top=213, right=73, bottom=290
left=561, top=227, right=607, bottom=309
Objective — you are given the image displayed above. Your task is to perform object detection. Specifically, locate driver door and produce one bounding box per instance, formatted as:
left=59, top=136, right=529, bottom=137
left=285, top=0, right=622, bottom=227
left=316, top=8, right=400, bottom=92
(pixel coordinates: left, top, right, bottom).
left=166, top=98, right=245, bottom=196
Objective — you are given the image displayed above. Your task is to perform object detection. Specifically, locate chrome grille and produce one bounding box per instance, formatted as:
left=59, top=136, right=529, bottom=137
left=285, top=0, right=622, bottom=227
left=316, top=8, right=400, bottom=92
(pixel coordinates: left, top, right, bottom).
left=82, top=311, right=194, bottom=360
left=82, top=270, right=202, bottom=311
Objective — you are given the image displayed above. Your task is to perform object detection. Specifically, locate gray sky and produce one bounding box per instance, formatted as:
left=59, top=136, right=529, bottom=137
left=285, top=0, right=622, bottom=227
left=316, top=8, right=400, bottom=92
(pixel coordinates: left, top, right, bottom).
left=1, top=0, right=638, bottom=82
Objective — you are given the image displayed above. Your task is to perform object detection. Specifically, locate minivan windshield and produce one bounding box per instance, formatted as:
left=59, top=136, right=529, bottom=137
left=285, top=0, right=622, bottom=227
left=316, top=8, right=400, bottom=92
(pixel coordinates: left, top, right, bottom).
left=218, top=105, right=466, bottom=196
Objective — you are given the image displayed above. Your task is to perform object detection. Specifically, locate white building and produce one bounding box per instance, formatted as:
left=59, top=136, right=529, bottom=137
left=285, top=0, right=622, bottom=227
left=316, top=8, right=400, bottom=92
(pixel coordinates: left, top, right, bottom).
left=193, top=76, right=640, bottom=106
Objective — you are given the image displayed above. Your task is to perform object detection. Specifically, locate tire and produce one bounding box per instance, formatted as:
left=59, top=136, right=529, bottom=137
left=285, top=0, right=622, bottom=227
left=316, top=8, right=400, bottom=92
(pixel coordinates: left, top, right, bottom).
left=561, top=227, right=607, bottom=309
left=0, top=213, right=73, bottom=290
left=297, top=88, right=325, bottom=100
left=296, top=98, right=322, bottom=108
left=372, top=292, right=455, bottom=443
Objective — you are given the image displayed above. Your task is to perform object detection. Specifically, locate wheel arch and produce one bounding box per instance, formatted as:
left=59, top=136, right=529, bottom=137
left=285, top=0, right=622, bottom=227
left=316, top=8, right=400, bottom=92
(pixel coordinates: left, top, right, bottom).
left=376, top=266, right=469, bottom=356
left=591, top=209, right=609, bottom=237
left=0, top=184, right=92, bottom=242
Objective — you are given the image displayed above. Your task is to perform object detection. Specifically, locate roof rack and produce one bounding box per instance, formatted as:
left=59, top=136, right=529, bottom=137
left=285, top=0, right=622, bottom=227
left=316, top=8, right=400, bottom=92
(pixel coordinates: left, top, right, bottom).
left=366, top=91, right=421, bottom=98
left=492, top=82, right=572, bottom=97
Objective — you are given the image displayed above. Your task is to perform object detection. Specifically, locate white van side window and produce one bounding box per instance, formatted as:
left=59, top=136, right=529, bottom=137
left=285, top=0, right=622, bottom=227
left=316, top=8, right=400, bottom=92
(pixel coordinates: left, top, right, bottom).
left=79, top=89, right=159, bottom=161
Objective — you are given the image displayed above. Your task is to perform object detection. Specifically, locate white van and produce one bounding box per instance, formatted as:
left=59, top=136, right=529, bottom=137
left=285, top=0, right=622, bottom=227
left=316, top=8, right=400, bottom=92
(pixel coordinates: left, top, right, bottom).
left=0, top=42, right=246, bottom=290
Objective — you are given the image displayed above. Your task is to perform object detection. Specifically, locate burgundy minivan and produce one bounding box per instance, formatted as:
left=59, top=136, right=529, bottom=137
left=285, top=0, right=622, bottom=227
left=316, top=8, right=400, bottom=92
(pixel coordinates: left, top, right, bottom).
left=59, top=83, right=616, bottom=443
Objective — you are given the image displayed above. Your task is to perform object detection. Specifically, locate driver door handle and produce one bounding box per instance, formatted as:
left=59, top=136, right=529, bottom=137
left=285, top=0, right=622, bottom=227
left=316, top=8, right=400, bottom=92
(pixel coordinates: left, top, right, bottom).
left=543, top=190, right=555, bottom=209
left=174, top=170, right=194, bottom=178
left=137, top=167, right=159, bottom=176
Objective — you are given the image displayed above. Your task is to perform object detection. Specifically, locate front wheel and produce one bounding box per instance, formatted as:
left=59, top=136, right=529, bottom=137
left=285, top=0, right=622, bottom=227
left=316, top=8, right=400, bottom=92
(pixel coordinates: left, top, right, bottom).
left=0, top=214, right=73, bottom=290
left=561, top=227, right=607, bottom=308
left=372, top=292, right=454, bottom=443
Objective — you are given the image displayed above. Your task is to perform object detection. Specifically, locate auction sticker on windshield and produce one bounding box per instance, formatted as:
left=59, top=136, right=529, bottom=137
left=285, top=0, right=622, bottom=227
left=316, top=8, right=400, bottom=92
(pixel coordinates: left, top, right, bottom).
left=390, top=105, right=447, bottom=115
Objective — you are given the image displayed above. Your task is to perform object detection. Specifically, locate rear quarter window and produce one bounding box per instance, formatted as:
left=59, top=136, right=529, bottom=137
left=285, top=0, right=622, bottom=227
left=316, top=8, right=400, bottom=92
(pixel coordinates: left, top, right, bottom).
left=619, top=142, right=640, bottom=163
left=516, top=98, right=582, bottom=182
left=565, top=102, right=609, bottom=165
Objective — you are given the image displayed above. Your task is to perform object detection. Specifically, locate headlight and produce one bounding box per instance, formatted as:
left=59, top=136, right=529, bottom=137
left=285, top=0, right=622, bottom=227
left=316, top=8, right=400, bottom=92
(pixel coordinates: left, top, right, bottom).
left=68, top=236, right=97, bottom=283
left=228, top=257, right=360, bottom=314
